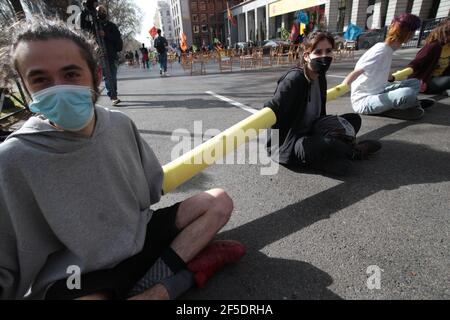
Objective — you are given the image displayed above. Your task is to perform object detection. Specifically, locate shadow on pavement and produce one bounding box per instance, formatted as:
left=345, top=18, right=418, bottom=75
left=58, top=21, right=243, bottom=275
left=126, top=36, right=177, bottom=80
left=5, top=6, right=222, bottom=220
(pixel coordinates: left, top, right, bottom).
left=185, top=138, right=450, bottom=299
left=184, top=251, right=341, bottom=300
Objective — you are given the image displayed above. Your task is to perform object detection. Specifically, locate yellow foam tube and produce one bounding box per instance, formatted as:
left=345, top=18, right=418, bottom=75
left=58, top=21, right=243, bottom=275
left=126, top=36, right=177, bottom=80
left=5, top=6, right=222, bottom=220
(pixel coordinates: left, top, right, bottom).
left=162, top=107, right=276, bottom=194
left=326, top=83, right=349, bottom=102
left=392, top=67, right=413, bottom=81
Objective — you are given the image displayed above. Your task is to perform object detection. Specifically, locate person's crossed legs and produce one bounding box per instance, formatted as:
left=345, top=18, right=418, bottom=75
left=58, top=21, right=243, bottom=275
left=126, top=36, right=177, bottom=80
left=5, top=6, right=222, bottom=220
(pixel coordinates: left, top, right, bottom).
left=56, top=188, right=242, bottom=300
left=358, top=78, right=420, bottom=114
left=129, top=188, right=235, bottom=300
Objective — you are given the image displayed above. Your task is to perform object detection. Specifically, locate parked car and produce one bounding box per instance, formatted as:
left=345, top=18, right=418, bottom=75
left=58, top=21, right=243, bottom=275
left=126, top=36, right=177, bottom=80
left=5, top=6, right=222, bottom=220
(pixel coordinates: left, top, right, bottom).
left=262, top=39, right=290, bottom=48
left=356, top=29, right=385, bottom=50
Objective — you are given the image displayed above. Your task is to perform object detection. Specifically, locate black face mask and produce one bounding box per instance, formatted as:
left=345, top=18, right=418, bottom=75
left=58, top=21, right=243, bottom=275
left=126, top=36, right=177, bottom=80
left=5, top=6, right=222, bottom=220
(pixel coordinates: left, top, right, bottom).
left=309, top=56, right=333, bottom=74
left=98, top=12, right=107, bottom=20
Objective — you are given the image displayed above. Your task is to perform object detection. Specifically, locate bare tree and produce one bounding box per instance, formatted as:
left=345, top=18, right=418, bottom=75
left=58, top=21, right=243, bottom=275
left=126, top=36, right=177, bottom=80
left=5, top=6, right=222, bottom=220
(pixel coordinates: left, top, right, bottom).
left=102, top=0, right=142, bottom=39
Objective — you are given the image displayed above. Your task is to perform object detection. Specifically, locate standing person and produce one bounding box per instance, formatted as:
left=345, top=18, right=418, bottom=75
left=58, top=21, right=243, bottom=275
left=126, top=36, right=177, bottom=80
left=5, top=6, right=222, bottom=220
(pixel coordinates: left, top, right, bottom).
left=343, top=13, right=434, bottom=120
left=264, top=31, right=381, bottom=176
left=176, top=45, right=181, bottom=63
left=96, top=5, right=123, bottom=106
left=408, top=20, right=450, bottom=95
left=0, top=18, right=245, bottom=300
left=134, top=50, right=140, bottom=66
left=154, top=29, right=169, bottom=76
left=140, top=44, right=149, bottom=69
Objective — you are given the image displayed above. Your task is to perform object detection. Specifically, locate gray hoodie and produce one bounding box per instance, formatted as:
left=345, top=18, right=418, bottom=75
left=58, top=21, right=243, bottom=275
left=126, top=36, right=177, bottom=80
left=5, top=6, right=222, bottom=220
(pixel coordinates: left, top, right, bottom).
left=0, top=106, right=163, bottom=299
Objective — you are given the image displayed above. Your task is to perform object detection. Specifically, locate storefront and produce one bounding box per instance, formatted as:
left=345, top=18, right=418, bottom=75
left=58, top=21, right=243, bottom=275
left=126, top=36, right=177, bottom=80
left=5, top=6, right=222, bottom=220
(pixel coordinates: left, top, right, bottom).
left=267, top=0, right=327, bottom=39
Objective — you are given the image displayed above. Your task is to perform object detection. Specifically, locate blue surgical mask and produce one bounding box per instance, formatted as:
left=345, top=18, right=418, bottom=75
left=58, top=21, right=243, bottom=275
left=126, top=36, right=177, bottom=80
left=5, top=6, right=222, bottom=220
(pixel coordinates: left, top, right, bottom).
left=29, top=85, right=95, bottom=131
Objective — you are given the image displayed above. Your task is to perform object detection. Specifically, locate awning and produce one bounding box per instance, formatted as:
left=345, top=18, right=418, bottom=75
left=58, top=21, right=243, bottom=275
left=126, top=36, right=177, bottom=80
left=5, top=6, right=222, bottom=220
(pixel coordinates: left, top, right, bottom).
left=269, top=0, right=327, bottom=18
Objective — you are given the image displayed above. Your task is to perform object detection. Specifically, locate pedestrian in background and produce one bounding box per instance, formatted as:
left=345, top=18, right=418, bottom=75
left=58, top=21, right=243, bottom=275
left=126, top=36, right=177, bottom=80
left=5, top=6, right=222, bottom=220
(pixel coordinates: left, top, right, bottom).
left=154, top=29, right=169, bottom=76
left=141, top=43, right=149, bottom=69
left=134, top=50, right=140, bottom=66
left=96, top=5, right=123, bottom=106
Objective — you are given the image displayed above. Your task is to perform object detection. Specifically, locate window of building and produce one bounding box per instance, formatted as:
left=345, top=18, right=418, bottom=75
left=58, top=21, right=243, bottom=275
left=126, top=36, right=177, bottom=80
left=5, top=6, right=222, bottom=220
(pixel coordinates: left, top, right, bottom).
left=193, top=25, right=200, bottom=33
left=191, top=2, right=198, bottom=11
left=209, top=14, right=215, bottom=23
left=169, top=26, right=172, bottom=31
left=199, top=1, right=206, bottom=11
left=193, top=14, right=199, bottom=22
left=201, top=25, right=208, bottom=33
left=167, top=10, right=170, bottom=16
left=200, top=14, right=207, bottom=23
left=337, top=0, right=346, bottom=32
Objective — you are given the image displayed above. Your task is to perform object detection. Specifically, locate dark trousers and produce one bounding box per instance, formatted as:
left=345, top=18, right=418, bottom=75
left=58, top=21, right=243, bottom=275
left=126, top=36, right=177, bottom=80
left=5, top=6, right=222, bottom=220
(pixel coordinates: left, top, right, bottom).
left=159, top=51, right=168, bottom=72
left=295, top=113, right=361, bottom=176
left=103, top=60, right=118, bottom=99
left=426, top=76, right=450, bottom=94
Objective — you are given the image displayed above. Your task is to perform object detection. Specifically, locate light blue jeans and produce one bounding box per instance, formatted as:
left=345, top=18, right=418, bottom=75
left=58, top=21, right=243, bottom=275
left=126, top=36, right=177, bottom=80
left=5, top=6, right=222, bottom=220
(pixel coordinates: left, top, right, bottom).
left=357, top=78, right=420, bottom=114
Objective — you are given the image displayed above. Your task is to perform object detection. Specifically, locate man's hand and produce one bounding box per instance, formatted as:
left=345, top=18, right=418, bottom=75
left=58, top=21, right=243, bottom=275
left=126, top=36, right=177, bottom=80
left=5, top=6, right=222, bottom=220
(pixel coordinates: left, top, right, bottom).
left=387, top=75, right=395, bottom=82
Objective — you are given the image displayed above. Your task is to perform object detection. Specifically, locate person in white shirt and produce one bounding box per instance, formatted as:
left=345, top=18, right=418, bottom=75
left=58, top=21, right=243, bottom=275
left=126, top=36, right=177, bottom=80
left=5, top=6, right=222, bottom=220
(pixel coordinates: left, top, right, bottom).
left=343, top=13, right=434, bottom=120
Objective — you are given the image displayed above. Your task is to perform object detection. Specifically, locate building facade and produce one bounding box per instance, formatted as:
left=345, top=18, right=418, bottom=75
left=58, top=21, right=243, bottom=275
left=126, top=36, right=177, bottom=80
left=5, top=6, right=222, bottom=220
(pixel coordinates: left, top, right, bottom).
left=170, top=0, right=244, bottom=47
left=226, top=0, right=450, bottom=45
left=155, top=0, right=175, bottom=44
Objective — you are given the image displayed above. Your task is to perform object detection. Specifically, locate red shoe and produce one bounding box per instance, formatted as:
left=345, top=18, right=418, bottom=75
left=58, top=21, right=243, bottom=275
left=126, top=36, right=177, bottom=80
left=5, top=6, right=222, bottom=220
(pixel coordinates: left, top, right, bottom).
left=187, top=240, right=246, bottom=288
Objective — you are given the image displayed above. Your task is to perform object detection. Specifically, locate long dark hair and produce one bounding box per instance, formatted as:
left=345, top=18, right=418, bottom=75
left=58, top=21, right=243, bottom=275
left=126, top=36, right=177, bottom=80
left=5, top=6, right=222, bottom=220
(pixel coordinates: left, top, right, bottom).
left=297, top=30, right=335, bottom=68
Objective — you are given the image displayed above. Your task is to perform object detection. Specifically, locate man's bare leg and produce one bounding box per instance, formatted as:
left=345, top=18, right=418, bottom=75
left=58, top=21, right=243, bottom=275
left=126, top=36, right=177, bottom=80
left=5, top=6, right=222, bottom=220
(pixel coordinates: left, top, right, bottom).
left=171, top=188, right=233, bottom=262
left=127, top=188, right=233, bottom=300
left=127, top=284, right=169, bottom=300
left=79, top=188, right=233, bottom=300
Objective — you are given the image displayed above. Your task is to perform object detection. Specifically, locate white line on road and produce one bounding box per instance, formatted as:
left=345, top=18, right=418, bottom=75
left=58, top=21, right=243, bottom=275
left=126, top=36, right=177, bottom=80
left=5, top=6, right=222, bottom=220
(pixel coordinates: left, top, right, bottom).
left=327, top=74, right=346, bottom=79
left=206, top=91, right=257, bottom=114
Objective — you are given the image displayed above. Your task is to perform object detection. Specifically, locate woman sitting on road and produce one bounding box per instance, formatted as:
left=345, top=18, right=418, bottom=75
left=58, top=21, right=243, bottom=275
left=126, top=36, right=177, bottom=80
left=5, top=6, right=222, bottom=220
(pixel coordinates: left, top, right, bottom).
left=408, top=20, right=450, bottom=95
left=264, top=31, right=381, bottom=176
left=343, top=13, right=435, bottom=121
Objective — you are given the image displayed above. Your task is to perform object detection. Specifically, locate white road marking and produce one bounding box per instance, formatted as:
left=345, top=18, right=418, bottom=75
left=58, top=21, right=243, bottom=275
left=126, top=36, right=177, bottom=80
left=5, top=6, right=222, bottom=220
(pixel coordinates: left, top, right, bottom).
left=206, top=91, right=257, bottom=114
left=327, top=74, right=347, bottom=79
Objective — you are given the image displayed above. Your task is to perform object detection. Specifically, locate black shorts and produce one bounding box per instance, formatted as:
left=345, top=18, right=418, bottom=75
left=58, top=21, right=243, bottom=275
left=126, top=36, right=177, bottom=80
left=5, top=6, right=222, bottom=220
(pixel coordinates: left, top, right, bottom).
left=45, top=202, right=181, bottom=300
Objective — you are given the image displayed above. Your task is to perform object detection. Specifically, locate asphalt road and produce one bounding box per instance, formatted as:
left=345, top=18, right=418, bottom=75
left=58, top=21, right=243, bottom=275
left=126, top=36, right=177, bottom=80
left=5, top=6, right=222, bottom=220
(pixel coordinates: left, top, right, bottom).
left=98, top=48, right=450, bottom=300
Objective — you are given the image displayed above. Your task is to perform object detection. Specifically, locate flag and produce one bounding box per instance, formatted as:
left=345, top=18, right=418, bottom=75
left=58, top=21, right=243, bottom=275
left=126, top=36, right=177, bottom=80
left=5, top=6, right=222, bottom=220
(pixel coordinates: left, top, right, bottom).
left=180, top=32, right=188, bottom=52
left=149, top=26, right=157, bottom=39
left=290, top=23, right=299, bottom=42
left=227, top=2, right=237, bottom=26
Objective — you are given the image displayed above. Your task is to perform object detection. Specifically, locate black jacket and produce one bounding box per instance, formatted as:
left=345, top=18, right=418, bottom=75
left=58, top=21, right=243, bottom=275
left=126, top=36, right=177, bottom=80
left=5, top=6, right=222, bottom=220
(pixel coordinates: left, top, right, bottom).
left=98, top=20, right=123, bottom=62
left=264, top=67, right=327, bottom=164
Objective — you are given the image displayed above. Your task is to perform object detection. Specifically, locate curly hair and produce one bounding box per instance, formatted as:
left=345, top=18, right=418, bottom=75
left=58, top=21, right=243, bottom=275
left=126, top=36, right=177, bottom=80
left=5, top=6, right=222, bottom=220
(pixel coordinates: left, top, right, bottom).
left=0, top=16, right=99, bottom=94
left=425, top=19, right=450, bottom=45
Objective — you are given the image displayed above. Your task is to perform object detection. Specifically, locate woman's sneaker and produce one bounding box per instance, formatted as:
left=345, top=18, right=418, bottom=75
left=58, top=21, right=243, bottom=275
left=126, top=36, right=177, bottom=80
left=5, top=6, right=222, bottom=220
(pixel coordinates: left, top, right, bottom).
left=379, top=106, right=424, bottom=120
